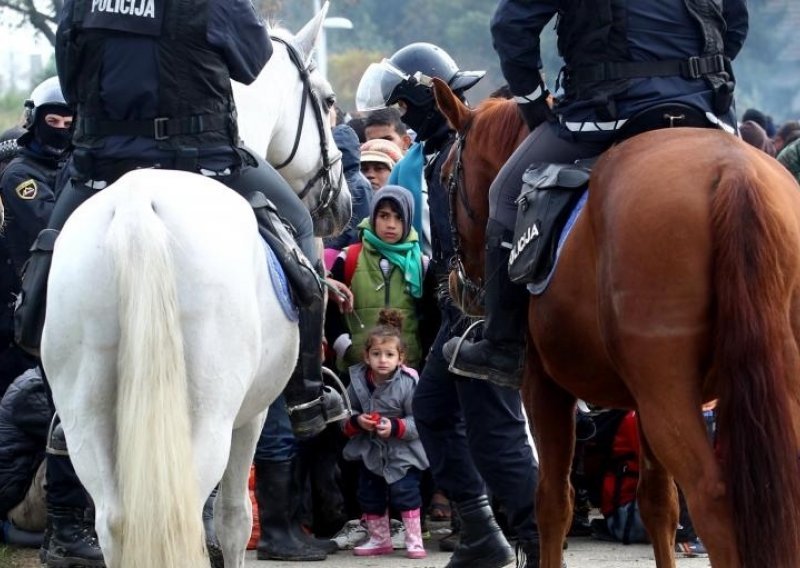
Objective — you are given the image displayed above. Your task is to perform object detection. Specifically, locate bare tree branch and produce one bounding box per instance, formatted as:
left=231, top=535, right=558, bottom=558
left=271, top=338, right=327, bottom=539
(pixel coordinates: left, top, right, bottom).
left=0, top=0, right=58, bottom=45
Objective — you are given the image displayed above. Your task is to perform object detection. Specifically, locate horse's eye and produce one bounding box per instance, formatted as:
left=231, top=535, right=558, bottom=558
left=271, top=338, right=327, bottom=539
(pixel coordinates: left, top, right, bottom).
left=325, top=95, right=336, bottom=110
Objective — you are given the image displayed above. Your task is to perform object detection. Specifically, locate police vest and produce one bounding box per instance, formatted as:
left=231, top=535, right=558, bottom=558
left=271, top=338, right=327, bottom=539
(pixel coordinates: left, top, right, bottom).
left=62, top=0, right=237, bottom=153
left=556, top=0, right=734, bottom=118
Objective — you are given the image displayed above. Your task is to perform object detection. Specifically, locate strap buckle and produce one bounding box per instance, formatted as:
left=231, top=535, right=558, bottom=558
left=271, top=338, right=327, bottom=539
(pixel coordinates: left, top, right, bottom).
left=153, top=117, right=169, bottom=141
left=686, top=56, right=702, bottom=80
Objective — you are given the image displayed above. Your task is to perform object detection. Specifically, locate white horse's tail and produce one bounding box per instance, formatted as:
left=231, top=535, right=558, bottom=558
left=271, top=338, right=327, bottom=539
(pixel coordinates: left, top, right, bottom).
left=106, top=189, right=207, bottom=568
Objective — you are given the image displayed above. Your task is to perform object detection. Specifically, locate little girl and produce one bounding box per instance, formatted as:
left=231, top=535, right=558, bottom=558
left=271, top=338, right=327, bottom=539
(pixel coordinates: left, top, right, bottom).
left=341, top=309, right=429, bottom=559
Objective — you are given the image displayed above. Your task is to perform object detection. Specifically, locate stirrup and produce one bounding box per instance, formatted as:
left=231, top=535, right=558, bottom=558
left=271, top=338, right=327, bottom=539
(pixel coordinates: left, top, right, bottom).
left=285, top=368, right=352, bottom=424
left=322, top=367, right=352, bottom=422
left=445, top=319, right=487, bottom=380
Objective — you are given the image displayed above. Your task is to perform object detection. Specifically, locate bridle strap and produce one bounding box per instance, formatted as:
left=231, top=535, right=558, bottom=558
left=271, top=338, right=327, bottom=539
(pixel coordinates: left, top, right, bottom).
left=269, top=35, right=342, bottom=219
left=446, top=126, right=485, bottom=311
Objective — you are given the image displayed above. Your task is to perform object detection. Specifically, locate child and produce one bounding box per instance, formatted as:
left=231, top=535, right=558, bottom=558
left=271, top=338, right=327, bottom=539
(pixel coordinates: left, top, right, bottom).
left=328, top=185, right=428, bottom=371
left=341, top=309, right=429, bottom=559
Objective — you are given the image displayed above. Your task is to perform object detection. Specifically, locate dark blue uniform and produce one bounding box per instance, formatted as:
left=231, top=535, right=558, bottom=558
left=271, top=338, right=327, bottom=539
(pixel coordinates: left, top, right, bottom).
left=488, top=0, right=749, bottom=231
left=411, top=126, right=541, bottom=547
left=0, top=149, right=59, bottom=395
left=50, top=0, right=316, bottom=264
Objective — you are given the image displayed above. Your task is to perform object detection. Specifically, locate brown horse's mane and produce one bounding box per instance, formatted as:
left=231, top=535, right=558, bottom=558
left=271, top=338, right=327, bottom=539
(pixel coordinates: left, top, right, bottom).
left=467, top=97, right=527, bottom=163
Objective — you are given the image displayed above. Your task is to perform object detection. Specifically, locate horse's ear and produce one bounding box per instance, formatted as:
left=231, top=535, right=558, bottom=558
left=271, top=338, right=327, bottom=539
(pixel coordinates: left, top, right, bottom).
left=294, top=0, right=329, bottom=65
left=433, top=77, right=472, bottom=133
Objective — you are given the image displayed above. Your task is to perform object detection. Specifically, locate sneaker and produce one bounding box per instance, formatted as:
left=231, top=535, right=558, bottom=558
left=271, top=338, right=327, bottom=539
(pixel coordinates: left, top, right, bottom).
left=390, top=519, right=406, bottom=549
left=332, top=519, right=368, bottom=550
left=676, top=537, right=708, bottom=558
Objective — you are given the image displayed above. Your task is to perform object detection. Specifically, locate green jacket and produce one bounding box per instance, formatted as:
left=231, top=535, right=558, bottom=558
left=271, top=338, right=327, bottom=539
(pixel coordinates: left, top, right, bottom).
left=342, top=220, right=424, bottom=369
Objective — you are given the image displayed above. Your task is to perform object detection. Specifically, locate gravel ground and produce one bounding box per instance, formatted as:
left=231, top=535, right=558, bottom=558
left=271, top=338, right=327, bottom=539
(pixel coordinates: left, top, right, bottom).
left=4, top=535, right=712, bottom=568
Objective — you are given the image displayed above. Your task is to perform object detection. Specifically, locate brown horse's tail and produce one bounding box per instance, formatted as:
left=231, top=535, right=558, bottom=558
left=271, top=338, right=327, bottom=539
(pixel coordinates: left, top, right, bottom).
left=711, top=160, right=800, bottom=568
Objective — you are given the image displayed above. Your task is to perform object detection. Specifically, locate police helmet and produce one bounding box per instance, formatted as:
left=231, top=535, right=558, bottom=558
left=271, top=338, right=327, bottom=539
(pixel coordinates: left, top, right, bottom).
left=22, top=76, right=70, bottom=130
left=356, top=43, right=485, bottom=112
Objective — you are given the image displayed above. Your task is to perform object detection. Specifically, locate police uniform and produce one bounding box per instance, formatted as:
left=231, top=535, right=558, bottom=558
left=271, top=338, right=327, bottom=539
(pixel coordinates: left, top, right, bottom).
left=50, top=0, right=316, bottom=262
left=0, top=149, right=61, bottom=275
left=489, top=0, right=749, bottom=231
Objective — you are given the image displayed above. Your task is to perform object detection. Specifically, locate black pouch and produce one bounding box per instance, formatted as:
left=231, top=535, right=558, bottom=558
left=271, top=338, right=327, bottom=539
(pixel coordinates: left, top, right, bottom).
left=508, top=163, right=590, bottom=287
left=15, top=229, right=59, bottom=356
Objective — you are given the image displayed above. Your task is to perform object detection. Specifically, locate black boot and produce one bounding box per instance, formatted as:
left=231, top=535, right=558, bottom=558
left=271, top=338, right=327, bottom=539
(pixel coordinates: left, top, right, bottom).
left=288, top=456, right=339, bottom=554
left=44, top=506, right=105, bottom=567
left=443, top=221, right=528, bottom=389
left=254, top=459, right=327, bottom=561
left=203, top=487, right=224, bottom=568
left=283, top=297, right=348, bottom=439
left=444, top=495, right=514, bottom=568
left=14, top=229, right=59, bottom=357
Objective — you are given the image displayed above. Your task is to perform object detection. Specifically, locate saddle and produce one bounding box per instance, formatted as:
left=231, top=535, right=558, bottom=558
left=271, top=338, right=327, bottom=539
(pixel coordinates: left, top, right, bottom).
left=247, top=192, right=322, bottom=308
left=507, top=103, right=721, bottom=292
left=508, top=162, right=592, bottom=292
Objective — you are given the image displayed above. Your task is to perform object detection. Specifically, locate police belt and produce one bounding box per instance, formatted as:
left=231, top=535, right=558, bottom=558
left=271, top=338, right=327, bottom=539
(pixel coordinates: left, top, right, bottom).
left=78, top=113, right=230, bottom=141
left=568, top=54, right=727, bottom=84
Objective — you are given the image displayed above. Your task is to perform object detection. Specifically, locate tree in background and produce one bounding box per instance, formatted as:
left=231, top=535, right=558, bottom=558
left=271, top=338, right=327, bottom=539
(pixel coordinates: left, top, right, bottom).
left=0, top=0, right=62, bottom=45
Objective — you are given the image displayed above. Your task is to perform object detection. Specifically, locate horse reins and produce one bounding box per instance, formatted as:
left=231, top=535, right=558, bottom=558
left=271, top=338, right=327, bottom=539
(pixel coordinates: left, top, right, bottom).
left=446, top=125, right=486, bottom=312
left=270, top=36, right=344, bottom=220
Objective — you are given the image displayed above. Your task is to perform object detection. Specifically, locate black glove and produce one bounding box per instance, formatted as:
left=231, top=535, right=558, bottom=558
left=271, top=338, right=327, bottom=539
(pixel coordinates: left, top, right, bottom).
left=517, top=98, right=556, bottom=131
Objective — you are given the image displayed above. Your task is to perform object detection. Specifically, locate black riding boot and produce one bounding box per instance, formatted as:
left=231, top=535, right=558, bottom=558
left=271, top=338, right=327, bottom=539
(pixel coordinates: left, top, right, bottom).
left=254, top=459, right=327, bottom=561
left=444, top=495, right=514, bottom=568
left=283, top=297, right=348, bottom=439
left=44, top=506, right=105, bottom=568
left=443, top=221, right=528, bottom=389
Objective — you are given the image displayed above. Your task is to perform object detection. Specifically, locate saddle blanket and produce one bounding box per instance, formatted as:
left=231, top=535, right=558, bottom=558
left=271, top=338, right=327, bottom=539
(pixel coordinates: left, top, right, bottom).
left=262, top=239, right=299, bottom=322
left=527, top=190, right=588, bottom=296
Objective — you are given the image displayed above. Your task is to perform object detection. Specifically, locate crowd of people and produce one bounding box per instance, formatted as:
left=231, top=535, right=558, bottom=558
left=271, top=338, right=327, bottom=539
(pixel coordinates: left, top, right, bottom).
left=1, top=0, right=799, bottom=567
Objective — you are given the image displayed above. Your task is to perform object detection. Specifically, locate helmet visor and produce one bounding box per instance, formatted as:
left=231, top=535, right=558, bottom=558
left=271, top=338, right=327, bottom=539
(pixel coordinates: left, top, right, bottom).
left=355, top=60, right=410, bottom=112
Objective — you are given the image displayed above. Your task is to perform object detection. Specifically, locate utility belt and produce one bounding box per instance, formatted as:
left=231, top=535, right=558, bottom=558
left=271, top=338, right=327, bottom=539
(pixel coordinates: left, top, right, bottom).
left=565, top=54, right=734, bottom=116
left=75, top=112, right=232, bottom=141
left=567, top=54, right=728, bottom=84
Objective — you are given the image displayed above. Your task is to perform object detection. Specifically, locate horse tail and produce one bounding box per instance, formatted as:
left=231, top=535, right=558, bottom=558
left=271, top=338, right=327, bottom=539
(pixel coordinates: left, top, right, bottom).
left=106, top=189, right=207, bottom=568
left=710, top=159, right=800, bottom=568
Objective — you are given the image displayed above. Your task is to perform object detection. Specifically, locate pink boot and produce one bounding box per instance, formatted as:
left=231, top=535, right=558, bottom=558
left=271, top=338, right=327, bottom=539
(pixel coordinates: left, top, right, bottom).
left=401, top=509, right=427, bottom=559
left=353, top=513, right=393, bottom=556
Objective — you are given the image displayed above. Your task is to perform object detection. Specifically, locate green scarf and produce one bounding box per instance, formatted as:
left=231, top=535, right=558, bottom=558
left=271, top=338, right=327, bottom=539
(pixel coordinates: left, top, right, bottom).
left=360, top=225, right=424, bottom=299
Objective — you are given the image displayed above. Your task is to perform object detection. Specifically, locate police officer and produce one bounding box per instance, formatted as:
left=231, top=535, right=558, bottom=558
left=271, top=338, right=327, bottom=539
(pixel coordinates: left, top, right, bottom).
left=356, top=44, right=544, bottom=568
left=16, top=0, right=345, bottom=439
left=0, top=124, right=36, bottom=396
left=0, top=77, right=105, bottom=567
left=443, top=0, right=749, bottom=388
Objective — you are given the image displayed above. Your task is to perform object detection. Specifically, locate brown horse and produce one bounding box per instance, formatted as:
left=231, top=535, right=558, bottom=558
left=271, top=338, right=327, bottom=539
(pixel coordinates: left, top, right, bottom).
left=432, top=77, right=800, bottom=568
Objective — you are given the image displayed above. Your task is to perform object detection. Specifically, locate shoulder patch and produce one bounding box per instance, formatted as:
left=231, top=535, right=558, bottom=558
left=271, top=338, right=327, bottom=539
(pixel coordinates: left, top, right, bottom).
left=15, top=179, right=38, bottom=200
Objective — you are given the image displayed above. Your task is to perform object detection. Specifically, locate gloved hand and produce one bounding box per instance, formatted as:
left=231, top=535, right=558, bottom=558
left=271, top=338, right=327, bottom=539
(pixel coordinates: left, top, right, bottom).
left=517, top=97, right=555, bottom=132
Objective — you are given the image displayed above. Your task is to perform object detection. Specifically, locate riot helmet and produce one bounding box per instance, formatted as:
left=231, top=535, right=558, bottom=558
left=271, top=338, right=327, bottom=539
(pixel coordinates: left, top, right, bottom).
left=18, top=76, right=73, bottom=157
left=356, top=43, right=484, bottom=140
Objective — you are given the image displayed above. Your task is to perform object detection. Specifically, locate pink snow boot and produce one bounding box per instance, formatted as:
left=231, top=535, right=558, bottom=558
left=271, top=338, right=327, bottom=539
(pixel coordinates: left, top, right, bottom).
left=353, top=513, right=393, bottom=556
left=402, top=509, right=427, bottom=559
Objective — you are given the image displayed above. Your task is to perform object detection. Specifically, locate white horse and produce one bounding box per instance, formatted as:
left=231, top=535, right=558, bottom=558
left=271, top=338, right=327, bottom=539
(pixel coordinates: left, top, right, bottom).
left=40, top=5, right=350, bottom=568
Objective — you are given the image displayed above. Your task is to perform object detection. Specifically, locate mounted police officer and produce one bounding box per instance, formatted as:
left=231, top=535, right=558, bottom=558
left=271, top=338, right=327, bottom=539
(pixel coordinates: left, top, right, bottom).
left=443, top=0, right=749, bottom=388
left=357, top=44, right=546, bottom=568
left=16, top=0, right=346, bottom=441
left=0, top=77, right=106, bottom=568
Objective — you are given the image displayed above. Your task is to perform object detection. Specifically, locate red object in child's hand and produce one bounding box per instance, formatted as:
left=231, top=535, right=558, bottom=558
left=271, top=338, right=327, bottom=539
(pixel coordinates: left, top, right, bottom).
left=365, top=412, right=381, bottom=422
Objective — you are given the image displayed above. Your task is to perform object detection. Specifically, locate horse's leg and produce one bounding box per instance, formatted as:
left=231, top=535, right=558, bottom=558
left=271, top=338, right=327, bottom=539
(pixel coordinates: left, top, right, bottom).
left=635, top=391, right=738, bottom=568
left=216, top=413, right=265, bottom=568
left=49, top=359, right=121, bottom=567
left=525, top=362, right=576, bottom=568
left=637, top=432, right=678, bottom=568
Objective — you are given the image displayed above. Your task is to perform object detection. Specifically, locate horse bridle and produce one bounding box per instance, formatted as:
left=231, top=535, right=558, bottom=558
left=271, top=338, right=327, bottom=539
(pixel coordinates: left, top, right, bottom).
left=446, top=125, right=485, bottom=311
left=270, top=36, right=344, bottom=220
